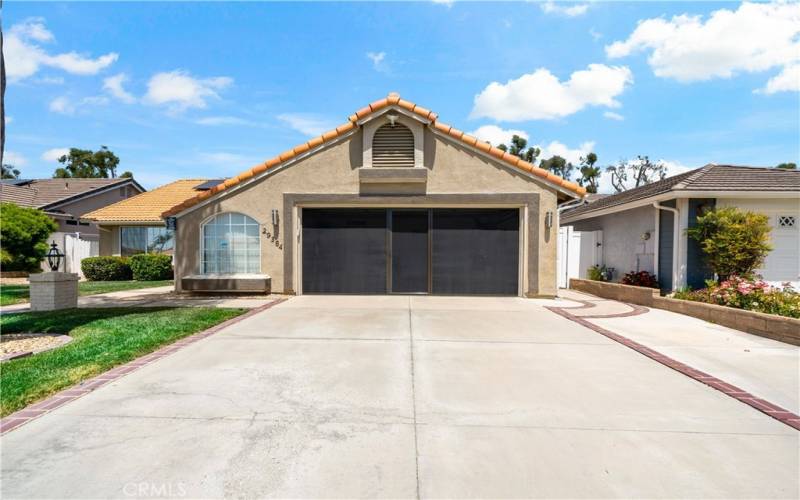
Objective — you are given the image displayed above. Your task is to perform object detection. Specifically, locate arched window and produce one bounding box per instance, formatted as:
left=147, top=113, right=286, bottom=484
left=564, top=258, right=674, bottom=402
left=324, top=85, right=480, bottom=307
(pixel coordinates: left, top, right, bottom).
left=202, top=213, right=260, bottom=274
left=372, top=123, right=415, bottom=167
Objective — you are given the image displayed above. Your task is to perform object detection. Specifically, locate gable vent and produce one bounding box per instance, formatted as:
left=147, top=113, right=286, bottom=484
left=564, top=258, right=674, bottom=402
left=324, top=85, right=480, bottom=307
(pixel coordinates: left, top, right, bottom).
left=372, top=123, right=415, bottom=167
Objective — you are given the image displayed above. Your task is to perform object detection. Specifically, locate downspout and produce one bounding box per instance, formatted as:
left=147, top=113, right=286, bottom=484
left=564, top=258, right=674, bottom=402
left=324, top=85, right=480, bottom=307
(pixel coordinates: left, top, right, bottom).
left=653, top=202, right=680, bottom=291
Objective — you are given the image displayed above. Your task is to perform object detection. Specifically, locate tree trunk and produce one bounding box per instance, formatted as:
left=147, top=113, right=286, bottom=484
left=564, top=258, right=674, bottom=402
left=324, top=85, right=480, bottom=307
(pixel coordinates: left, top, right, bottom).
left=1, top=2, right=6, bottom=169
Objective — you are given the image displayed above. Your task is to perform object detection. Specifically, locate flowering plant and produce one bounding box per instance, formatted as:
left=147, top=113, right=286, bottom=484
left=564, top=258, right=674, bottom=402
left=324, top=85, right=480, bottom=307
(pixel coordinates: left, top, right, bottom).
left=621, top=271, right=659, bottom=288
left=674, top=276, right=799, bottom=319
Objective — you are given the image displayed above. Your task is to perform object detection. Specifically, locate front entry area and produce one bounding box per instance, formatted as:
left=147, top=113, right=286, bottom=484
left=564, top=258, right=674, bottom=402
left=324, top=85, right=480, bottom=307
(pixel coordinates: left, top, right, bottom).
left=301, top=208, right=520, bottom=295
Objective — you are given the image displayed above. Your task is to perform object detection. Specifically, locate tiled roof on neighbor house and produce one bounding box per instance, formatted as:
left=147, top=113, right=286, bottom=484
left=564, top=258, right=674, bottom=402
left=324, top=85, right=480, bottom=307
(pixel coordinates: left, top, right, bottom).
left=162, top=93, right=586, bottom=217
left=83, top=179, right=210, bottom=223
left=0, top=178, right=137, bottom=210
left=562, top=164, right=800, bottom=222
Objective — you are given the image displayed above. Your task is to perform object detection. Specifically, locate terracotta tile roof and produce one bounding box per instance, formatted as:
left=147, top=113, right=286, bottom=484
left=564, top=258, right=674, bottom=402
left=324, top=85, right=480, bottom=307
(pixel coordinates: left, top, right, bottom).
left=562, top=164, right=800, bottom=223
left=0, top=178, right=138, bottom=210
left=84, top=179, right=209, bottom=223
left=162, top=93, right=586, bottom=217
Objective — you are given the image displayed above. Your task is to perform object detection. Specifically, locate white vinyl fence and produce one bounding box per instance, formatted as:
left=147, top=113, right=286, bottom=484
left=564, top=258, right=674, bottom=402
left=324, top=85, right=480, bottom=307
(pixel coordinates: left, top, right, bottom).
left=64, top=233, right=99, bottom=277
left=557, top=226, right=603, bottom=288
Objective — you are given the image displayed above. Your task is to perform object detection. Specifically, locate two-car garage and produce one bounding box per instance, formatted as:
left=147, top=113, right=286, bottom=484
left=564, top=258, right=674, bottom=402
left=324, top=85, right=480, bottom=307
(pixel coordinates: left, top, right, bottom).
left=301, top=208, right=520, bottom=295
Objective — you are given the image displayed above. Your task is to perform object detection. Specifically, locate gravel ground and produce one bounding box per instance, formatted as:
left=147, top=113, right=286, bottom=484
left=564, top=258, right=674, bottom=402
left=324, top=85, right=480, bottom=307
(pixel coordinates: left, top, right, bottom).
left=1, top=334, right=70, bottom=356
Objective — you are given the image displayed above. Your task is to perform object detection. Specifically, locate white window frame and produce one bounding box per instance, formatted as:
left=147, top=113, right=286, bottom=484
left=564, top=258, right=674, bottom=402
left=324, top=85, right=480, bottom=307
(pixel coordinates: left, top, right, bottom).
left=119, top=225, right=175, bottom=257
left=199, top=212, right=262, bottom=274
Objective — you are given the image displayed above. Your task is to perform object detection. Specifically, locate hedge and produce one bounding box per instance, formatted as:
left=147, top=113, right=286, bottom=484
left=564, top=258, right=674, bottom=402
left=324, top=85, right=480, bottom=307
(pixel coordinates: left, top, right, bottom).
left=81, top=257, right=132, bottom=281
left=129, top=254, right=174, bottom=281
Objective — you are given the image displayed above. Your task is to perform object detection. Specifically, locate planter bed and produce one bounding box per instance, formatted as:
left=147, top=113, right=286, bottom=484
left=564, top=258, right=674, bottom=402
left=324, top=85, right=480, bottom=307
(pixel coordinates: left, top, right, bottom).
left=569, top=278, right=800, bottom=346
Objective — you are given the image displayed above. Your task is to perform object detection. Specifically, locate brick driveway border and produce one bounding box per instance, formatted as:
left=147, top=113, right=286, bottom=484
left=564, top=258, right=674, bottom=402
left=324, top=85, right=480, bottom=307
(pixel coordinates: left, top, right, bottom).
left=548, top=298, right=800, bottom=432
left=0, top=298, right=287, bottom=435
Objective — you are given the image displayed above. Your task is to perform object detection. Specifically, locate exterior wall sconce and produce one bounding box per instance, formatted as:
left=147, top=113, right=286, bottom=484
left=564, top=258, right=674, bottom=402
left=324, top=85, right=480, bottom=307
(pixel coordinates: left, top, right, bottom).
left=544, top=211, right=554, bottom=229
left=271, top=209, right=279, bottom=226
left=641, top=231, right=651, bottom=241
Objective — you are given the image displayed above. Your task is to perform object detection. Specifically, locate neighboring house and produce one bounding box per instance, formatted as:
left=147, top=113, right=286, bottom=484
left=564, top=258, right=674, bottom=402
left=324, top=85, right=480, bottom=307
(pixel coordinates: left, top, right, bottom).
left=560, top=165, right=800, bottom=291
left=157, top=93, right=586, bottom=296
left=0, top=177, right=144, bottom=273
left=83, top=179, right=212, bottom=258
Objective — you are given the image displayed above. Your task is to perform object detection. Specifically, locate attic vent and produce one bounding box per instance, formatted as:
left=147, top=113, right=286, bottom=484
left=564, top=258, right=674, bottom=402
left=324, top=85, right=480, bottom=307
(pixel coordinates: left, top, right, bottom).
left=372, top=123, right=414, bottom=167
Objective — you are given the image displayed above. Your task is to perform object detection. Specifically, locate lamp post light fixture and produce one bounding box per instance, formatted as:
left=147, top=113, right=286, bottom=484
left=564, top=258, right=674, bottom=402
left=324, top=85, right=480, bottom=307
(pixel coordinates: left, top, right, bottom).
left=46, top=241, right=65, bottom=272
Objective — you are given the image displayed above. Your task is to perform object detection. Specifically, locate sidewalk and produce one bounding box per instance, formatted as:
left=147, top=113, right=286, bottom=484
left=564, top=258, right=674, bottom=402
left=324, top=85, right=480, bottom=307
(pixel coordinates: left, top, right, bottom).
left=558, top=289, right=799, bottom=415
left=1, top=286, right=276, bottom=314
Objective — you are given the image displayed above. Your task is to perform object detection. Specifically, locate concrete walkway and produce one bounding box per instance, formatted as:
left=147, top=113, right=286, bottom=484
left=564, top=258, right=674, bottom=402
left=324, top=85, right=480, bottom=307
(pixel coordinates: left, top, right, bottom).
left=559, top=289, right=800, bottom=414
left=1, top=285, right=273, bottom=314
left=1, top=295, right=797, bottom=498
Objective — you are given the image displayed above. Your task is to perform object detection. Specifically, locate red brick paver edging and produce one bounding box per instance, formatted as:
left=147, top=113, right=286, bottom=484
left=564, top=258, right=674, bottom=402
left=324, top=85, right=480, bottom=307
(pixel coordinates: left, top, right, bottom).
left=0, top=298, right=287, bottom=435
left=548, top=298, right=800, bottom=431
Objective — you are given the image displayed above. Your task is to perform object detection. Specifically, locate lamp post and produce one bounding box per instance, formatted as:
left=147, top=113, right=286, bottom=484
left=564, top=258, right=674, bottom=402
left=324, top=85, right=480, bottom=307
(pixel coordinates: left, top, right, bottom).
left=46, top=241, right=64, bottom=272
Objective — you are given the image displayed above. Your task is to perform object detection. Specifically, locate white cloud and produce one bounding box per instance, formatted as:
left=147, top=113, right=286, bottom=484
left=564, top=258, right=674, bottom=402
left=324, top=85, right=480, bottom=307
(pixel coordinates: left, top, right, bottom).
left=366, top=51, right=389, bottom=73
left=41, top=148, right=69, bottom=162
left=538, top=140, right=595, bottom=165
left=103, top=73, right=136, bottom=103
left=589, top=28, right=603, bottom=41
left=759, top=64, right=800, bottom=94
left=48, top=95, right=108, bottom=114
left=49, top=96, right=74, bottom=114
left=471, top=64, right=633, bottom=121
left=606, top=2, right=800, bottom=90
left=603, top=111, right=624, bottom=121
left=431, top=0, right=455, bottom=7
left=277, top=113, right=338, bottom=137
left=5, top=18, right=118, bottom=82
left=195, top=116, right=256, bottom=126
left=143, top=70, right=232, bottom=112
left=468, top=125, right=529, bottom=148
left=5, top=116, right=12, bottom=125
left=540, top=1, right=589, bottom=17
left=4, top=151, right=28, bottom=167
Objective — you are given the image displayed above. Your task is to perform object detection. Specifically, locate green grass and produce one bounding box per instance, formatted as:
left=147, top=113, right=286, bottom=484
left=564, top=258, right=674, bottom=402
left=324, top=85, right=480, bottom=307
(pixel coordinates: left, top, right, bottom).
left=0, top=307, right=244, bottom=416
left=0, top=280, right=173, bottom=306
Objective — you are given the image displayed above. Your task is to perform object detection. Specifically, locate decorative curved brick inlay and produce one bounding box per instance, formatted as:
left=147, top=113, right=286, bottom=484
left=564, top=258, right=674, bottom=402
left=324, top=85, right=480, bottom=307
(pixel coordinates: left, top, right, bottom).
left=548, top=299, right=800, bottom=431
left=0, top=299, right=288, bottom=435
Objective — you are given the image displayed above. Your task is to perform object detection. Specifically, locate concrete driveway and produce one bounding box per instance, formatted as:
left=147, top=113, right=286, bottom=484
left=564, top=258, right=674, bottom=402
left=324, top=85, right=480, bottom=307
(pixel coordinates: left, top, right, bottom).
left=2, top=295, right=797, bottom=499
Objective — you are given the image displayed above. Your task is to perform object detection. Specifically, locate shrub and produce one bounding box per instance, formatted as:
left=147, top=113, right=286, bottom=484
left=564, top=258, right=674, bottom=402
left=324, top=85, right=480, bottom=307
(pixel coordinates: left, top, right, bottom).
left=129, top=254, right=173, bottom=281
left=621, top=270, right=659, bottom=288
left=674, top=276, right=800, bottom=319
left=687, top=207, right=772, bottom=282
left=81, top=256, right=132, bottom=281
left=587, top=265, right=610, bottom=281
left=0, top=203, right=58, bottom=271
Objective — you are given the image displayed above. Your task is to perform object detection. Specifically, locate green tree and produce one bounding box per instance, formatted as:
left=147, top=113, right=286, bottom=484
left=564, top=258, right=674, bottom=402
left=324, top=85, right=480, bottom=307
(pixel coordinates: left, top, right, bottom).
left=120, top=171, right=133, bottom=178
left=540, top=155, right=574, bottom=180
left=1, top=164, right=20, bottom=179
left=606, top=155, right=666, bottom=193
left=776, top=162, right=797, bottom=169
left=53, top=146, right=121, bottom=178
left=577, top=153, right=600, bottom=193
left=0, top=203, right=59, bottom=271
left=496, top=135, right=541, bottom=164
left=687, top=207, right=773, bottom=282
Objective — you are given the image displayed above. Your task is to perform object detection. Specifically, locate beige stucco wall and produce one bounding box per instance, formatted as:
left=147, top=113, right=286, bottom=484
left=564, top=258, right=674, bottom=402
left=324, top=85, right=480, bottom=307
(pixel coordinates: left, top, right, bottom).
left=55, top=184, right=137, bottom=235
left=174, top=128, right=562, bottom=296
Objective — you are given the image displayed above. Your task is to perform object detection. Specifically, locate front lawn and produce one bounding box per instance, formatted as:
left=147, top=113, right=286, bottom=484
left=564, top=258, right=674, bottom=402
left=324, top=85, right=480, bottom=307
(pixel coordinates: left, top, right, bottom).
left=0, top=307, right=244, bottom=416
left=0, top=280, right=173, bottom=306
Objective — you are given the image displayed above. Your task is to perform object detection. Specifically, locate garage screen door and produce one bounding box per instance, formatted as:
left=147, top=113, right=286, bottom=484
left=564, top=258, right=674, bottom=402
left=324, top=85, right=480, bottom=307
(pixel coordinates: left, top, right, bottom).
left=302, top=208, right=519, bottom=295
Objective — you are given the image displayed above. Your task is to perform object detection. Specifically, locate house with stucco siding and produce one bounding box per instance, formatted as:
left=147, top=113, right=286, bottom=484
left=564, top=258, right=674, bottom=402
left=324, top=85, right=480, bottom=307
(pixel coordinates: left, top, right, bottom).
left=89, top=93, right=587, bottom=296
left=560, top=165, right=800, bottom=291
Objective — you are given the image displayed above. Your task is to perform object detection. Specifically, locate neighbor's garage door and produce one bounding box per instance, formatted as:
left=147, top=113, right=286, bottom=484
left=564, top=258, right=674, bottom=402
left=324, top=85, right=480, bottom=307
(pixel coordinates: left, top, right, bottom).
left=301, top=208, right=519, bottom=295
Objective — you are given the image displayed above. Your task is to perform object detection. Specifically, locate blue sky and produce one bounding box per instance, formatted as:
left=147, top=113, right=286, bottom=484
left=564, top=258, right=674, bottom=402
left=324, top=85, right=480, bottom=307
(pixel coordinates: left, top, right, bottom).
left=5, top=1, right=799, bottom=192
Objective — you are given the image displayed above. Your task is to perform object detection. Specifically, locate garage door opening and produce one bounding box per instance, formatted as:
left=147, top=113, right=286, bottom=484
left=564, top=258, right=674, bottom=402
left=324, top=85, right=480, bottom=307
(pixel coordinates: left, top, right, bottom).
left=301, top=208, right=520, bottom=295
